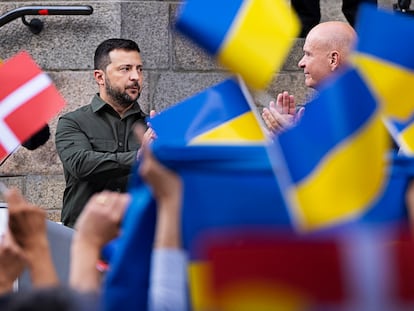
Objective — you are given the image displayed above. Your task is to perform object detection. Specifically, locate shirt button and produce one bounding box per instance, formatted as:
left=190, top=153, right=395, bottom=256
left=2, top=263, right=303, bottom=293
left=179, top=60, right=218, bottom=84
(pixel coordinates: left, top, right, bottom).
left=118, top=142, right=123, bottom=147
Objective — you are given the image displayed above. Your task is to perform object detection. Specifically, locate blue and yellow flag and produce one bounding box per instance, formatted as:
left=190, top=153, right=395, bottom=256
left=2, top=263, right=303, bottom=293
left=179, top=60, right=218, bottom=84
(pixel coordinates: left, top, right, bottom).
left=351, top=4, right=414, bottom=154
left=175, top=0, right=300, bottom=89
left=272, top=67, right=393, bottom=232
left=150, top=77, right=267, bottom=148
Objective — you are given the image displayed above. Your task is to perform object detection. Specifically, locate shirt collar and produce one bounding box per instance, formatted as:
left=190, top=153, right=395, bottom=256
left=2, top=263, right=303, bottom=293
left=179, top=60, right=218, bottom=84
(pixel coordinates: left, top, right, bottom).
left=91, top=93, right=144, bottom=117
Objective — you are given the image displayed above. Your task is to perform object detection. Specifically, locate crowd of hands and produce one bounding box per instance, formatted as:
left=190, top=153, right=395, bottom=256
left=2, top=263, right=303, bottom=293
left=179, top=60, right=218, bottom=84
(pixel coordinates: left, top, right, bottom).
left=0, top=123, right=182, bottom=309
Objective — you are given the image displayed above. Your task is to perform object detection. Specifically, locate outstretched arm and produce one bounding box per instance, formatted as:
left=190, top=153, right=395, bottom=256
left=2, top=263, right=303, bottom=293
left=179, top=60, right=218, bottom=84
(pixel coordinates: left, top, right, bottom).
left=70, top=191, right=129, bottom=293
left=0, top=230, right=26, bottom=294
left=137, top=131, right=187, bottom=311
left=5, top=188, right=59, bottom=288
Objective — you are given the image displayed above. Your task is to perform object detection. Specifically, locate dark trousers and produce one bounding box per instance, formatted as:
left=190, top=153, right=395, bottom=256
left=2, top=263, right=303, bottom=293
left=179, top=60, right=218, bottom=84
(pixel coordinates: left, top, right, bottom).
left=291, top=0, right=378, bottom=37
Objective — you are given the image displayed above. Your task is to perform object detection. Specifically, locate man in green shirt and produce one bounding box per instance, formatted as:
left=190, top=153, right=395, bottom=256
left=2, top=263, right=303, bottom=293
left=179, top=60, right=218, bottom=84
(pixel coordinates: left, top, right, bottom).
left=55, top=38, right=153, bottom=227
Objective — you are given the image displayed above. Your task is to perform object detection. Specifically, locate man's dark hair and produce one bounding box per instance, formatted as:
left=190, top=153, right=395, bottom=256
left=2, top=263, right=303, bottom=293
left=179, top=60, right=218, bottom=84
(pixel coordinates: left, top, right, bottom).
left=94, top=38, right=141, bottom=71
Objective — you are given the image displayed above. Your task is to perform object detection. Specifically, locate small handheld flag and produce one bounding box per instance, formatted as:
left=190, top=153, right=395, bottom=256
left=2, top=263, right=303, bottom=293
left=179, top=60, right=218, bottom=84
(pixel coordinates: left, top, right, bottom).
left=175, top=0, right=300, bottom=89
left=0, top=51, right=66, bottom=161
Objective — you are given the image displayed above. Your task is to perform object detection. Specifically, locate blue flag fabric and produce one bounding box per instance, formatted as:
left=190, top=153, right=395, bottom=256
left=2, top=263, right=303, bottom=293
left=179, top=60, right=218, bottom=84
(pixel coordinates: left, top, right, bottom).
left=102, top=168, right=156, bottom=311
left=351, top=4, right=414, bottom=154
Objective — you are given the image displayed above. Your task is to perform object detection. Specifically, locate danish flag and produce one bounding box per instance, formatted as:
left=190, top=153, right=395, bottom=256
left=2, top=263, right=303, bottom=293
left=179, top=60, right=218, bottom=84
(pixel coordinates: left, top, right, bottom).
left=0, top=51, right=66, bottom=161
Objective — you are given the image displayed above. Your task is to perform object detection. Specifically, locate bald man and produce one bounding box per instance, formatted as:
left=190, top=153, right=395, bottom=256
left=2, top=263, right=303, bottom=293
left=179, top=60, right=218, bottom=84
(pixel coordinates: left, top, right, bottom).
left=262, top=21, right=357, bottom=134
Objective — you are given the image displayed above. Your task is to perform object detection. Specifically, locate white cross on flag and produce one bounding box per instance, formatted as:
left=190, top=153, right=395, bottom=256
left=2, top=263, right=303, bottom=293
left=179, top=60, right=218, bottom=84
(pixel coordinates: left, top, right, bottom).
left=0, top=51, right=66, bottom=161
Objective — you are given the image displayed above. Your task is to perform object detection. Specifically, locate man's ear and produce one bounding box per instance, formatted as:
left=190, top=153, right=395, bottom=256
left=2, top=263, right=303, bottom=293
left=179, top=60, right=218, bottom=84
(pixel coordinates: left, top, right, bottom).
left=330, top=51, right=340, bottom=71
left=94, top=69, right=105, bottom=86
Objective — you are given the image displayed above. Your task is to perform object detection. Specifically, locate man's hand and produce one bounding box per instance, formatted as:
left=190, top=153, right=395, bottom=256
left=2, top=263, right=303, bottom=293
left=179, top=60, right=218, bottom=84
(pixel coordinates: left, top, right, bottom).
left=136, top=130, right=183, bottom=249
left=138, top=142, right=182, bottom=204
left=136, top=110, right=157, bottom=159
left=74, top=191, right=130, bottom=249
left=262, top=91, right=304, bottom=135
left=4, top=188, right=58, bottom=287
left=0, top=230, right=26, bottom=294
left=70, top=191, right=130, bottom=293
left=6, top=188, right=47, bottom=251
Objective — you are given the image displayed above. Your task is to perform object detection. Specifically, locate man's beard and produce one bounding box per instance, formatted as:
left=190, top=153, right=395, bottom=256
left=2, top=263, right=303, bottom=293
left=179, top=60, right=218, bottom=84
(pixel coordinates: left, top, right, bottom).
left=105, top=77, right=140, bottom=108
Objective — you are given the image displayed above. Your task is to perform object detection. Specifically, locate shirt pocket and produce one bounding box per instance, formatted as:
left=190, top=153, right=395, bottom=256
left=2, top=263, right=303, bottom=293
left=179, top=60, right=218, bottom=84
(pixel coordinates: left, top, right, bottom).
left=91, top=138, right=118, bottom=152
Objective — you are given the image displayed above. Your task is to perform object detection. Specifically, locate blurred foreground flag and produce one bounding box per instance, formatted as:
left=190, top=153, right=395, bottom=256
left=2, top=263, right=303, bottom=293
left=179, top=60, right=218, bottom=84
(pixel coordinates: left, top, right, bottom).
left=0, top=51, right=66, bottom=161
left=192, top=227, right=414, bottom=311
left=175, top=0, right=300, bottom=89
left=272, top=67, right=391, bottom=232
left=351, top=4, right=414, bottom=154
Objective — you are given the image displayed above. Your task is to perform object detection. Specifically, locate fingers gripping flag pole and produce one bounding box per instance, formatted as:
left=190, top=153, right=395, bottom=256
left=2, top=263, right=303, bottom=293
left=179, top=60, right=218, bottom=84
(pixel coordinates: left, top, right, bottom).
left=175, top=0, right=300, bottom=90
left=0, top=51, right=66, bottom=161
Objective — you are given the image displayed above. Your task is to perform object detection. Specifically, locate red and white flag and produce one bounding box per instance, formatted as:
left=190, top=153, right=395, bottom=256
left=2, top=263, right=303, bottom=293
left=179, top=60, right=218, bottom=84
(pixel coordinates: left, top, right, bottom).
left=0, top=51, right=66, bottom=161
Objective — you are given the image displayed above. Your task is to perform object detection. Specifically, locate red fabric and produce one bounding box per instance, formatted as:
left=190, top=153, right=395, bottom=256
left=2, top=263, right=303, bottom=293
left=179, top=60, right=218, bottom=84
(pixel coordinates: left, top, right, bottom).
left=0, top=51, right=66, bottom=160
left=205, top=233, right=345, bottom=304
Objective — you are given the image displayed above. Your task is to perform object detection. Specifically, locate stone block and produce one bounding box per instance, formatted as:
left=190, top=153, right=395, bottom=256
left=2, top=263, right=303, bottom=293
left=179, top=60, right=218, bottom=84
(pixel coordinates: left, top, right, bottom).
left=282, top=38, right=305, bottom=72
left=170, top=3, right=221, bottom=71
left=151, top=71, right=229, bottom=112
left=121, top=2, right=170, bottom=69
left=0, top=176, right=25, bottom=202
left=25, top=175, right=65, bottom=210
left=46, top=210, right=63, bottom=222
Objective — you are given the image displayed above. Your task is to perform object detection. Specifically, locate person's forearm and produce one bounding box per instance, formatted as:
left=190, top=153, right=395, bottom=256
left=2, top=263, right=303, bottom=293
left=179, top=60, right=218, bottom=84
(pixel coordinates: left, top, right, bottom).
left=153, top=196, right=181, bottom=249
left=25, top=238, right=59, bottom=287
left=148, top=249, right=187, bottom=311
left=70, top=236, right=102, bottom=293
left=0, top=280, right=14, bottom=295
left=61, top=150, right=136, bottom=181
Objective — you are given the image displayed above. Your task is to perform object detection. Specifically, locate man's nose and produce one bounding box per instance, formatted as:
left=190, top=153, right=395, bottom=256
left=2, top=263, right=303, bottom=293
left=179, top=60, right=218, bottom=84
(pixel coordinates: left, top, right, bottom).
left=130, top=69, right=141, bottom=80
left=298, top=57, right=305, bottom=69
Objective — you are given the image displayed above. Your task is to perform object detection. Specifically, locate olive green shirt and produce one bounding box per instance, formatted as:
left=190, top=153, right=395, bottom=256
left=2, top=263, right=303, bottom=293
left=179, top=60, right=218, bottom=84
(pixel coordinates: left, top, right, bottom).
left=55, top=94, right=147, bottom=227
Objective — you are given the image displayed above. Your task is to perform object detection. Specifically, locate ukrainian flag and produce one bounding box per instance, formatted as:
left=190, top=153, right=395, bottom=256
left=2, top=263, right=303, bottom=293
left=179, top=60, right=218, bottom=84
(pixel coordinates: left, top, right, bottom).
left=273, top=67, right=391, bottom=232
left=150, top=77, right=267, bottom=148
left=351, top=4, right=414, bottom=154
left=175, top=0, right=300, bottom=89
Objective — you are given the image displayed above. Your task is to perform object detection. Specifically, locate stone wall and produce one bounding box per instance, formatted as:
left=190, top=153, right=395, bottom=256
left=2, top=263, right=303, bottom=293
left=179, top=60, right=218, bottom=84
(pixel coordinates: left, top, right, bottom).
left=0, top=0, right=395, bottom=220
